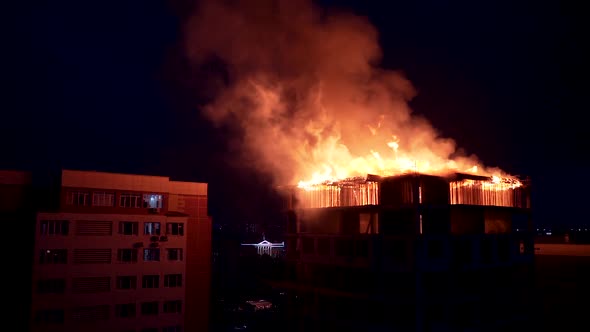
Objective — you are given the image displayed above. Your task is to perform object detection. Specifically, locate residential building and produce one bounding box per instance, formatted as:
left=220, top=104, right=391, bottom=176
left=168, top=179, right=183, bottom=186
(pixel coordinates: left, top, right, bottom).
left=31, top=170, right=211, bottom=332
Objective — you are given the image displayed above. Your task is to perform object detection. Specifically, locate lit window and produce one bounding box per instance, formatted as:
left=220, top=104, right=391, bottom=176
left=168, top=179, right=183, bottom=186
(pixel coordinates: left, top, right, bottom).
left=144, top=222, right=161, bottom=235
left=143, top=194, right=163, bottom=209
left=143, top=248, right=160, bottom=262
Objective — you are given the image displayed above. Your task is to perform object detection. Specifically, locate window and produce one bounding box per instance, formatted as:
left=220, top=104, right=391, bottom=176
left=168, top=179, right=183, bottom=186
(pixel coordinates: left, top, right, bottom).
left=115, top=303, right=136, bottom=318
left=143, top=194, right=163, bottom=209
left=120, top=193, right=141, bottom=208
left=143, top=248, right=160, bottom=262
left=166, top=223, right=184, bottom=236
left=167, top=248, right=183, bottom=261
left=72, top=277, right=111, bottom=294
left=72, top=305, right=110, bottom=322
left=142, top=275, right=160, bottom=288
left=116, top=276, right=137, bottom=290
left=162, top=326, right=182, bottom=332
left=39, top=249, right=67, bottom=264
left=67, top=191, right=89, bottom=206
left=40, top=220, right=69, bottom=235
left=164, top=274, right=182, bottom=288
left=141, top=301, right=159, bottom=315
left=117, top=249, right=138, bottom=263
left=92, top=192, right=115, bottom=206
left=144, top=222, right=161, bottom=235
left=35, top=309, right=65, bottom=324
left=37, top=279, right=66, bottom=294
left=119, top=221, right=138, bottom=235
left=163, top=300, right=182, bottom=314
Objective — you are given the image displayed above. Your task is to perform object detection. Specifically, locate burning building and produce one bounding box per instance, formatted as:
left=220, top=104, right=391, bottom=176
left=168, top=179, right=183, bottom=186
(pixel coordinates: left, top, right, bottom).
left=276, top=172, right=533, bottom=331
left=184, top=1, right=535, bottom=330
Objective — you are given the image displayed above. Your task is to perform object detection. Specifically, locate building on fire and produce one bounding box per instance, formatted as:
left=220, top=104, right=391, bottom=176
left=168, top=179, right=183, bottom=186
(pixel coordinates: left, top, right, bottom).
left=30, top=170, right=211, bottom=332
left=277, top=172, right=533, bottom=331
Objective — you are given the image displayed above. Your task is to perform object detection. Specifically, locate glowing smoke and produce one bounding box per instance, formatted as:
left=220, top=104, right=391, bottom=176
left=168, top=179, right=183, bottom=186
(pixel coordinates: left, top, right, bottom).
left=184, top=0, right=505, bottom=185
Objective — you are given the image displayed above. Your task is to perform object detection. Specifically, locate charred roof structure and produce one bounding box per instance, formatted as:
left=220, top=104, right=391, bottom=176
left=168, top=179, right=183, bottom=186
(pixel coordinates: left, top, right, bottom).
left=276, top=173, right=533, bottom=331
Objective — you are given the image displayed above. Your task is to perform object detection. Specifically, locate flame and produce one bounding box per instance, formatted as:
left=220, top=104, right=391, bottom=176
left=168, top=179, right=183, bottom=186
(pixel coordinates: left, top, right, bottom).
left=295, top=120, right=522, bottom=190
left=186, top=0, right=523, bottom=192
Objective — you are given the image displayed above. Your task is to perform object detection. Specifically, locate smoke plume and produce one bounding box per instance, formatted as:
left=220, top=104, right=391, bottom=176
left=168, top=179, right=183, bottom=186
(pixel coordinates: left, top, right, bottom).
left=185, top=0, right=501, bottom=185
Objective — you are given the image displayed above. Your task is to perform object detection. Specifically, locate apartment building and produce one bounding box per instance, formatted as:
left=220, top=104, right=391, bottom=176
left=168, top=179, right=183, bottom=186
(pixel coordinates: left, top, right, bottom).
left=31, top=170, right=211, bottom=332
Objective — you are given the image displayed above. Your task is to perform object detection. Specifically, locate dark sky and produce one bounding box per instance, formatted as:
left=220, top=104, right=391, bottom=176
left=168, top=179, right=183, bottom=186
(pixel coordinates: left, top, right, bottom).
left=2, top=0, right=586, bottom=229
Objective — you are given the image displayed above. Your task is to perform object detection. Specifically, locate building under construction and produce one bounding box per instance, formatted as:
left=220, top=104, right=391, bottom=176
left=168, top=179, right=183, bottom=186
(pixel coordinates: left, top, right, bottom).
left=277, top=172, right=533, bottom=331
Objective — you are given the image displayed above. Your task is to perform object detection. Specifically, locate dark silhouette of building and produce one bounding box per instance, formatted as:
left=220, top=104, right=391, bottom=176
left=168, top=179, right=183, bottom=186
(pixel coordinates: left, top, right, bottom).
left=1, top=170, right=35, bottom=330
left=277, top=173, right=533, bottom=331
left=30, top=169, right=211, bottom=332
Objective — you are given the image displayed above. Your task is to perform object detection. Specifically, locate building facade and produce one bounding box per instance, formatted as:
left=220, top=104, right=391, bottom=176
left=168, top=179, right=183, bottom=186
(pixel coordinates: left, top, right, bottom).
left=278, top=173, right=534, bottom=331
left=31, top=170, right=211, bottom=332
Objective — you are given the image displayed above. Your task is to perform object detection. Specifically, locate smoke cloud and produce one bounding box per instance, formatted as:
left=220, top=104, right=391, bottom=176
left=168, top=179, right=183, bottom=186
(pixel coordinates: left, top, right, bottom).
left=184, top=0, right=499, bottom=185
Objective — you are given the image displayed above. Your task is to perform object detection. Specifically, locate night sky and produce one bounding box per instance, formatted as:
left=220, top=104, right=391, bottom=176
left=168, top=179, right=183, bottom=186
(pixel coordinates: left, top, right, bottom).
left=2, top=0, right=586, bottom=229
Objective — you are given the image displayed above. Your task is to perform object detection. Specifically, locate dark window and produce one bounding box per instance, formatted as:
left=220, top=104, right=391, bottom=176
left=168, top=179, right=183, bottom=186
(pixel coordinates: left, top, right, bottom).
left=164, top=274, right=182, bottom=288
left=66, top=191, right=89, bottom=206
left=115, top=303, right=136, bottom=318
left=117, top=249, right=138, bottom=263
left=35, top=309, right=65, bottom=324
left=141, top=302, right=159, bottom=315
left=163, top=300, right=182, bottom=314
left=162, top=326, right=182, bottom=332
left=119, top=221, right=138, bottom=235
left=142, top=275, right=160, bottom=288
left=37, top=279, right=66, bottom=294
left=120, top=194, right=141, bottom=208
left=116, top=276, right=137, bottom=290
left=40, top=220, right=69, bottom=235
left=166, top=223, right=184, bottom=236
left=39, top=249, right=67, bottom=264
left=167, top=248, right=183, bottom=261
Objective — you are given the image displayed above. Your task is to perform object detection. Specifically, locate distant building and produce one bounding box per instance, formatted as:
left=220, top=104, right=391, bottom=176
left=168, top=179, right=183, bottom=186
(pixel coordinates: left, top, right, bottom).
left=241, top=237, right=285, bottom=258
left=30, top=170, right=211, bottom=332
left=1, top=170, right=34, bottom=330
left=278, top=173, right=534, bottom=331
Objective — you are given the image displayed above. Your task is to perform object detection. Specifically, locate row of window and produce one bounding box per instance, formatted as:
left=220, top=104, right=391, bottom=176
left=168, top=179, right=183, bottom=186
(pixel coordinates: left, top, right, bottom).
left=39, top=248, right=183, bottom=264
left=35, top=301, right=182, bottom=324
left=37, top=274, right=183, bottom=294
left=67, top=191, right=164, bottom=209
left=40, top=220, right=184, bottom=236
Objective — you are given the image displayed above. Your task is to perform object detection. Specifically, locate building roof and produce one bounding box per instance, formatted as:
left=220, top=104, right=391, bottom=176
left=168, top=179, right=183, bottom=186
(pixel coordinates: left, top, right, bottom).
left=61, top=169, right=207, bottom=195
left=0, top=170, right=32, bottom=185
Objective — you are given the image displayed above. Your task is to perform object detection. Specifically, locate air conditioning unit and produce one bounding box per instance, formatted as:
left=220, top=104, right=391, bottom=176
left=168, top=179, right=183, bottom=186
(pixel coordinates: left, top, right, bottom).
left=149, top=242, right=159, bottom=248
left=133, top=242, right=144, bottom=248
left=159, top=235, right=168, bottom=242
left=150, top=235, right=159, bottom=242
